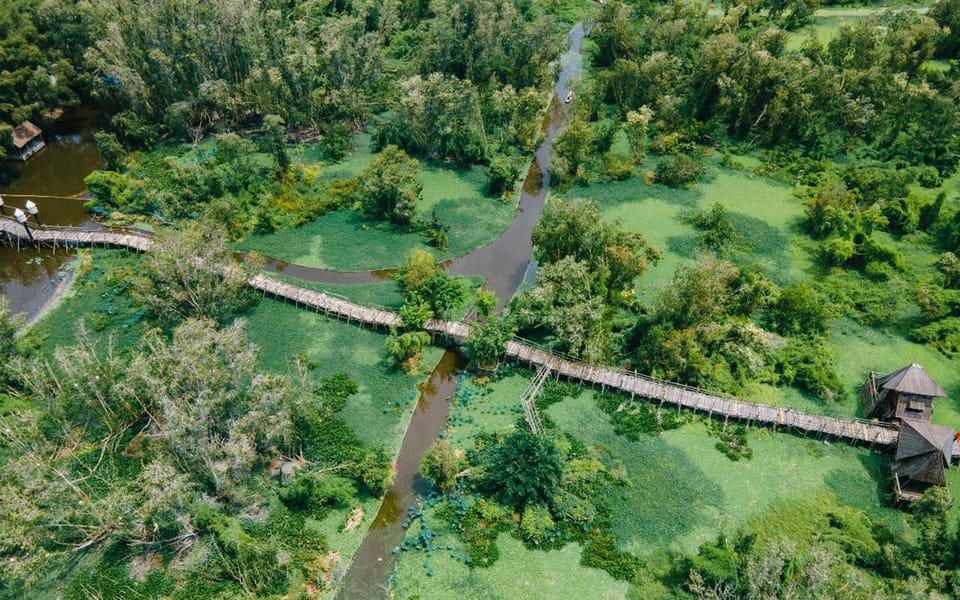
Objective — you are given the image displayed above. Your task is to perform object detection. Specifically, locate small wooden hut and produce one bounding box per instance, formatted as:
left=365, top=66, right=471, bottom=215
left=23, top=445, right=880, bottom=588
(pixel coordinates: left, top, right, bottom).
left=861, top=363, right=946, bottom=423
left=891, top=418, right=955, bottom=502
left=6, top=121, right=45, bottom=161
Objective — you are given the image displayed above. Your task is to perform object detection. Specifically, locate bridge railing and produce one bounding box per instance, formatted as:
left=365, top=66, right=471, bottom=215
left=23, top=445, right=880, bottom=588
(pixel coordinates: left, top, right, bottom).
left=491, top=329, right=896, bottom=431
left=0, top=215, right=155, bottom=239
left=0, top=219, right=899, bottom=435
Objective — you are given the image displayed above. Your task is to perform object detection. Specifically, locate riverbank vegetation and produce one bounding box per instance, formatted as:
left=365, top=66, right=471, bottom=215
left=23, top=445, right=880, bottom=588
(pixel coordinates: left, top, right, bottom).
left=0, top=246, right=442, bottom=598
left=6, top=0, right=960, bottom=598
left=393, top=0, right=960, bottom=597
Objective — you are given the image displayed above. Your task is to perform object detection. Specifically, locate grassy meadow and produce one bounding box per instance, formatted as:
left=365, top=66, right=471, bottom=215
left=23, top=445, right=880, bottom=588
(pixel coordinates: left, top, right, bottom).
left=238, top=134, right=518, bottom=271
left=560, top=156, right=960, bottom=422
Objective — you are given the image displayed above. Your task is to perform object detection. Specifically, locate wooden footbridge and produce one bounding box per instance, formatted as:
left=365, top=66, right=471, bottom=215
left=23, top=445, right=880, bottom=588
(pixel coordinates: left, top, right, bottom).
left=1, top=219, right=900, bottom=448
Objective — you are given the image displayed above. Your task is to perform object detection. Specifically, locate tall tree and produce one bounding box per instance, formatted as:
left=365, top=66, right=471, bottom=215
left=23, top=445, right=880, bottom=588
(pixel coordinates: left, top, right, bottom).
left=133, top=223, right=256, bottom=325
left=358, top=145, right=421, bottom=225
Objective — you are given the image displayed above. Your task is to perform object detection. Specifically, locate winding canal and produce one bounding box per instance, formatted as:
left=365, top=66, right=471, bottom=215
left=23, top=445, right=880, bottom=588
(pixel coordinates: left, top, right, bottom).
left=334, top=23, right=584, bottom=599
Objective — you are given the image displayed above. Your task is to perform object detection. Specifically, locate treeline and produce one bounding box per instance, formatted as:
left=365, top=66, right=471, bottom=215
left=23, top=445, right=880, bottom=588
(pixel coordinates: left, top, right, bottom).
left=505, top=198, right=842, bottom=399
left=3, top=0, right=564, bottom=164
left=592, top=0, right=960, bottom=171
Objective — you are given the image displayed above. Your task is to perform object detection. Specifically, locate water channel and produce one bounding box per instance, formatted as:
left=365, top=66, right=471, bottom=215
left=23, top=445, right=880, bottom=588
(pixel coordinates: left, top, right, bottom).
left=0, top=110, right=102, bottom=322
left=334, top=23, right=584, bottom=599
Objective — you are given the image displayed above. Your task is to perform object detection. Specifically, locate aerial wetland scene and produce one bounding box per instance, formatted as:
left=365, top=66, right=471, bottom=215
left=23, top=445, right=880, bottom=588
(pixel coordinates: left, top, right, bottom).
left=6, top=0, right=960, bottom=599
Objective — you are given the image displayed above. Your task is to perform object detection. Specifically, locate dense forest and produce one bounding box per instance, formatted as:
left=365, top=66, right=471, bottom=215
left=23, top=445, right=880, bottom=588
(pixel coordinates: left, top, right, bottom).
left=4, top=0, right=960, bottom=598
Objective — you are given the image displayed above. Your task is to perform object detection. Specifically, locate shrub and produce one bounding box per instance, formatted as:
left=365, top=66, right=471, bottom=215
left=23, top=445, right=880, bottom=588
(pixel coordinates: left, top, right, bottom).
left=684, top=202, right=739, bottom=256
left=420, top=439, right=462, bottom=493
left=766, top=284, right=833, bottom=336
left=520, top=505, right=555, bottom=546
left=582, top=531, right=641, bottom=581
left=776, top=337, right=845, bottom=401
left=279, top=473, right=357, bottom=513
left=915, top=165, right=942, bottom=188
left=94, top=132, right=127, bottom=171
left=655, top=153, right=705, bottom=187
left=489, top=154, right=521, bottom=196
left=319, top=373, right=359, bottom=412
left=603, top=156, right=635, bottom=181
left=709, top=423, right=753, bottom=461
left=483, top=429, right=563, bottom=510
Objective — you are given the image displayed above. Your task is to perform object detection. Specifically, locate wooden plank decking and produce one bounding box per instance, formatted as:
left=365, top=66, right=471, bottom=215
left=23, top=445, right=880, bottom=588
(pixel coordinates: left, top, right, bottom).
left=0, top=219, right=901, bottom=447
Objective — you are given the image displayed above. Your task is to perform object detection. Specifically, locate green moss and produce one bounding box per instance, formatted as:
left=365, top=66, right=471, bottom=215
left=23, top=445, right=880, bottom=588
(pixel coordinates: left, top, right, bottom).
left=30, top=250, right=147, bottom=354
left=547, top=393, right=906, bottom=557
left=391, top=530, right=628, bottom=600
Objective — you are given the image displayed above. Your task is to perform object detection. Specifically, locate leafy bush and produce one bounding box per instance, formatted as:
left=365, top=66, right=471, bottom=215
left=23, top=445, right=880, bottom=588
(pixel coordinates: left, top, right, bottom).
left=280, top=473, right=357, bottom=514
left=776, top=337, right=845, bottom=401
left=483, top=429, right=563, bottom=510
left=766, top=284, right=833, bottom=336
left=581, top=531, right=642, bottom=581
left=655, top=153, right=705, bottom=187
left=603, top=156, right=635, bottom=181
left=709, top=423, right=753, bottom=461
left=520, top=504, right=556, bottom=546
left=684, top=202, right=739, bottom=256
left=595, top=392, right=686, bottom=440
left=489, top=154, right=521, bottom=196
left=357, top=145, right=421, bottom=225
left=319, top=373, right=359, bottom=412
left=420, top=439, right=462, bottom=493
left=458, top=499, right=511, bottom=567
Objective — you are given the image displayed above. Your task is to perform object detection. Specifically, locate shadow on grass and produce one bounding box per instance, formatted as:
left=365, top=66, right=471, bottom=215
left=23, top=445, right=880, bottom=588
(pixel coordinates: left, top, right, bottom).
left=825, top=453, right=898, bottom=525
left=728, top=211, right=792, bottom=284
left=665, top=234, right=697, bottom=259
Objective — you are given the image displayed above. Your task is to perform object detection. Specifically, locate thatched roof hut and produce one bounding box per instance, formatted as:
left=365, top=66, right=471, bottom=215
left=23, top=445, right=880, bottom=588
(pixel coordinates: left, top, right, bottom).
left=892, top=418, right=955, bottom=501
left=861, top=363, right=946, bottom=423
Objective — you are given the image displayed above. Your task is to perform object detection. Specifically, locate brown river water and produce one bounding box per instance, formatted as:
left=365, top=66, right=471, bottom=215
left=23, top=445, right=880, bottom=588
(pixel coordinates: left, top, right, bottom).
left=0, top=110, right=102, bottom=322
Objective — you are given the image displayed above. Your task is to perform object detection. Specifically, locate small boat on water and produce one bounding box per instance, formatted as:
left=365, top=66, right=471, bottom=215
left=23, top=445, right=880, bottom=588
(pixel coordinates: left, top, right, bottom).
left=565, top=90, right=574, bottom=104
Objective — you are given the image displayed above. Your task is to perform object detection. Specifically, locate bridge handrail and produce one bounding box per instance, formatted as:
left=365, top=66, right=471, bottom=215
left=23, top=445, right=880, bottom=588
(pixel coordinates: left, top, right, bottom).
left=0, top=215, right=155, bottom=239
left=445, top=324, right=896, bottom=431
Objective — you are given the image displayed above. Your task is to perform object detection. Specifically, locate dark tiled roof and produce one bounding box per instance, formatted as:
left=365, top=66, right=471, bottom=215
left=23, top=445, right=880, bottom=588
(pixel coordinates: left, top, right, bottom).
left=894, top=418, right=954, bottom=486
left=877, top=363, right=946, bottom=398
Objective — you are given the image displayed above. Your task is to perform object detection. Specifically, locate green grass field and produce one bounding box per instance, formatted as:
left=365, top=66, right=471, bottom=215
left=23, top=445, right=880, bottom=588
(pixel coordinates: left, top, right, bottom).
left=547, top=393, right=908, bottom=556
left=238, top=134, right=518, bottom=271
left=244, top=298, right=444, bottom=453
left=562, top=159, right=960, bottom=422
left=391, top=530, right=628, bottom=600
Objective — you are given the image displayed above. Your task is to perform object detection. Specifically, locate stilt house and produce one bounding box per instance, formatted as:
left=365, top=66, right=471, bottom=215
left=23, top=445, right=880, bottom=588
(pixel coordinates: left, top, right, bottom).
left=5, top=121, right=45, bottom=161
left=891, top=419, right=955, bottom=501
left=861, top=363, right=946, bottom=423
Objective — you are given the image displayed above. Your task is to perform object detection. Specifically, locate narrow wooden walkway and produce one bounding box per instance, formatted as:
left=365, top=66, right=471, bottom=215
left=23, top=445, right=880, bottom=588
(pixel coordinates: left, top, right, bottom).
left=1, top=219, right=901, bottom=447
left=519, top=365, right=550, bottom=435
